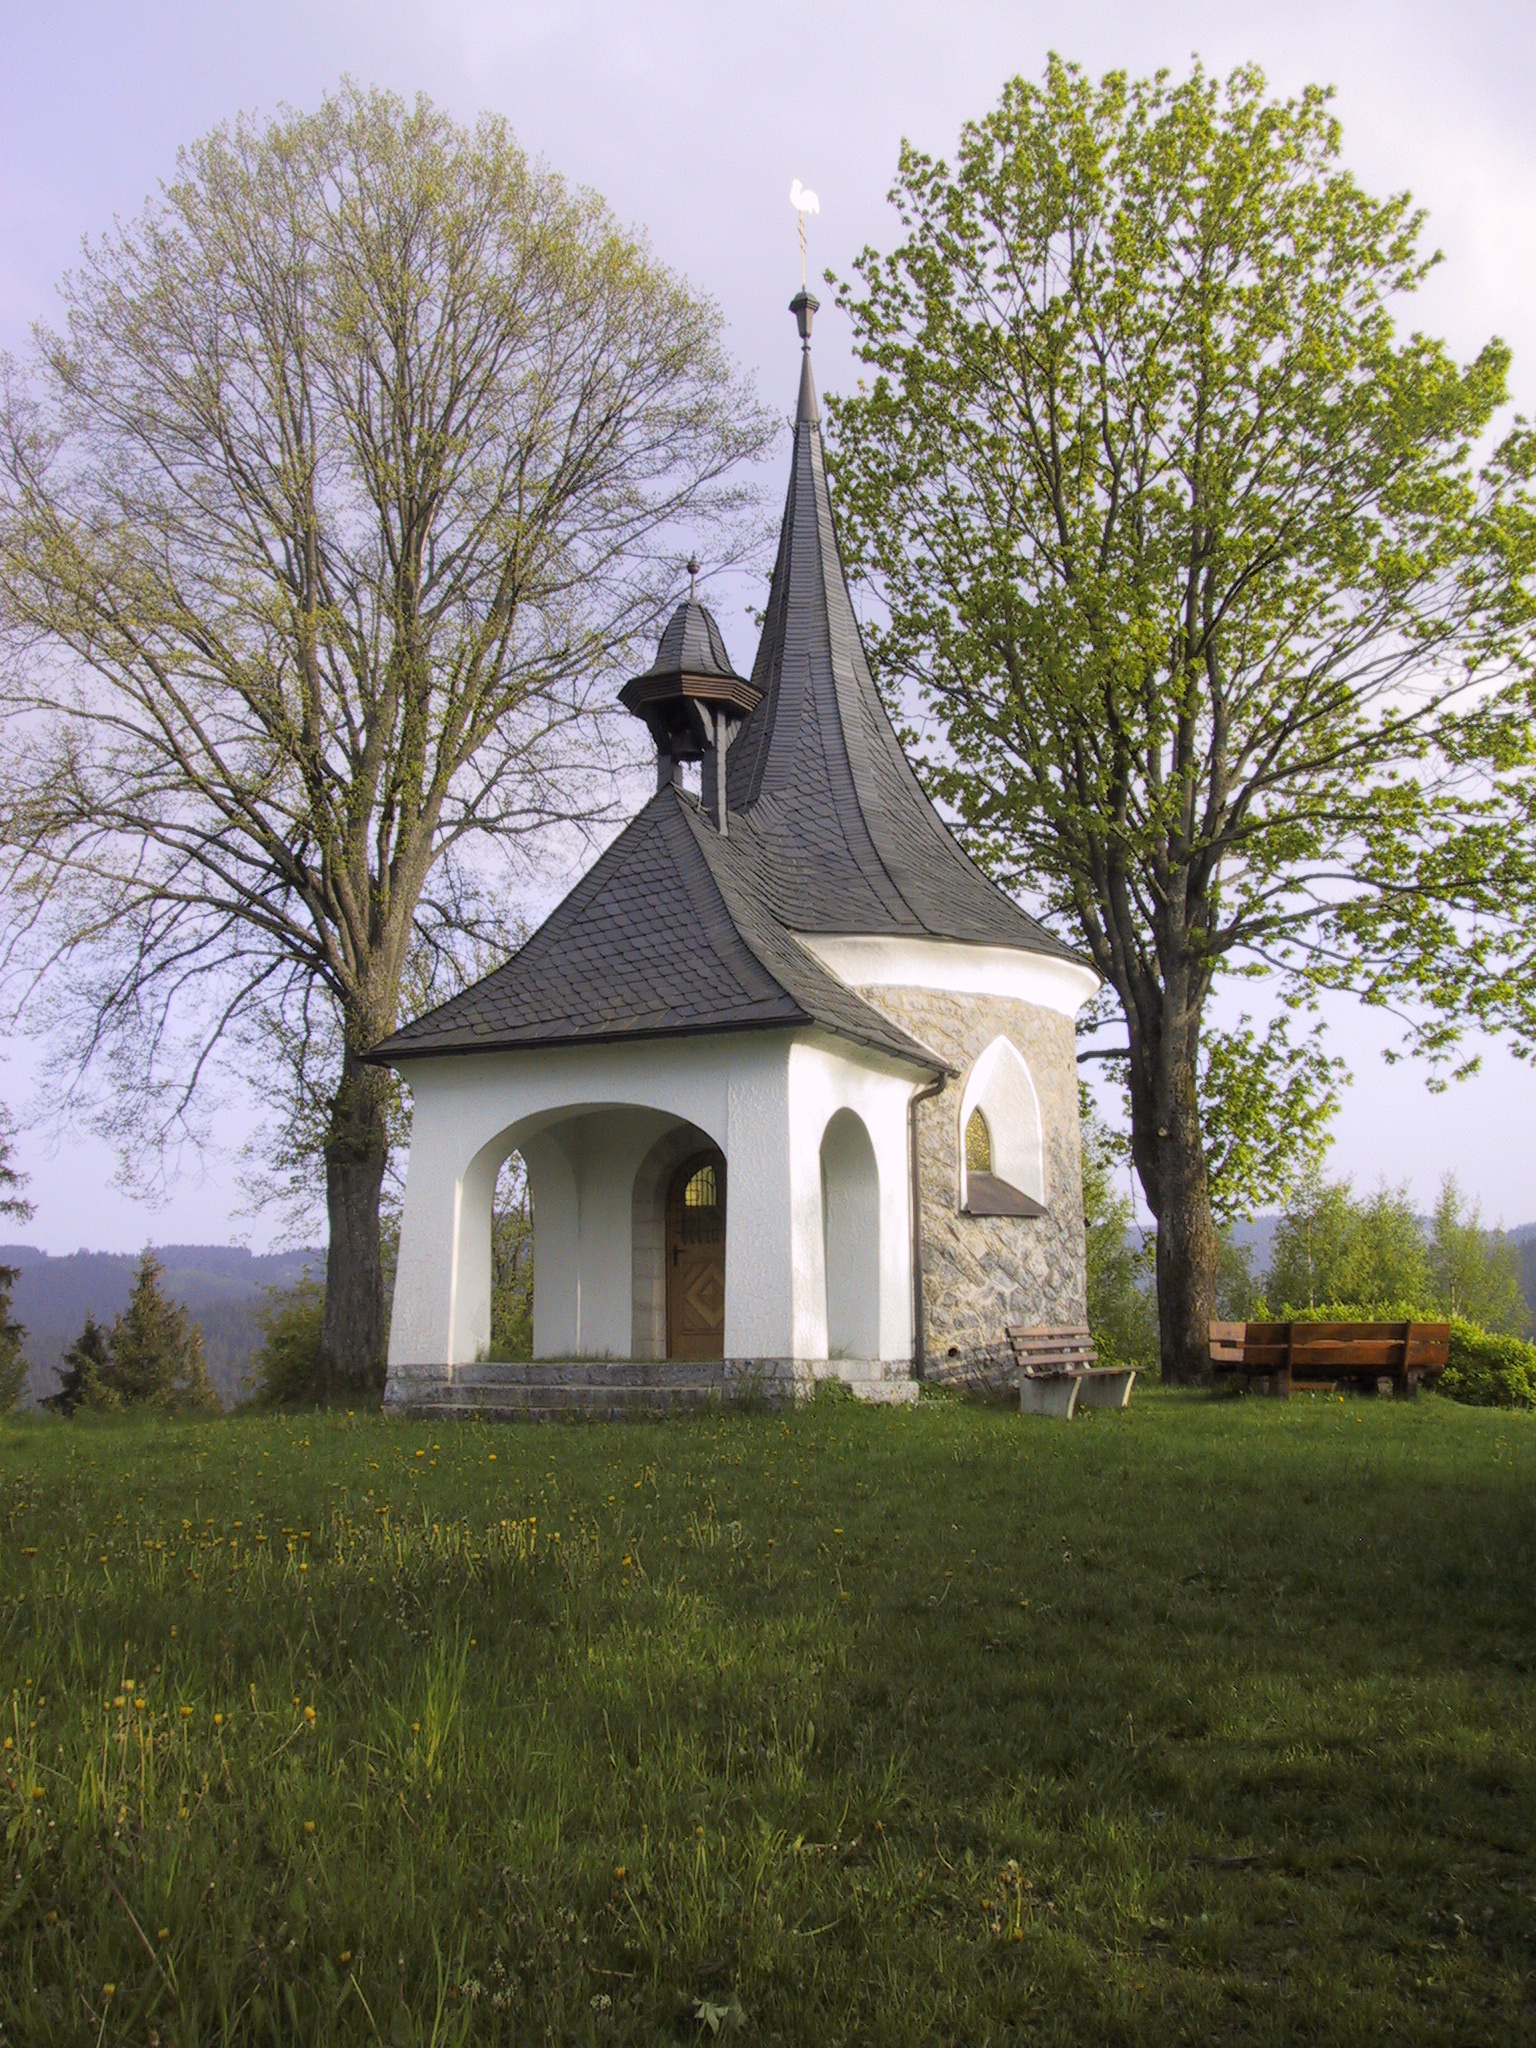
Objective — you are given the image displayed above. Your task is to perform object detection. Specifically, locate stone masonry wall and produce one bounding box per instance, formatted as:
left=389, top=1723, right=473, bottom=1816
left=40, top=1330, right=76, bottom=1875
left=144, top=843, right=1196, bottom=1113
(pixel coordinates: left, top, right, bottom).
left=854, top=986, right=1087, bottom=1395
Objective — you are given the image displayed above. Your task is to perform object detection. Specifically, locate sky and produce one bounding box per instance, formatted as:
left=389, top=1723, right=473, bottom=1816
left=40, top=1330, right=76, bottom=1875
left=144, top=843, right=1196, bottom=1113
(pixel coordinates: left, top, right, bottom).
left=1, top=0, right=1534, bottom=1251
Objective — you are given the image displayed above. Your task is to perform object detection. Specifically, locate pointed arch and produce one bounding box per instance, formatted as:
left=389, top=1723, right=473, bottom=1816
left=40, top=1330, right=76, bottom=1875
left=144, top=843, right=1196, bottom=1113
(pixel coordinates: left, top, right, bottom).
left=958, top=1036, right=1045, bottom=1215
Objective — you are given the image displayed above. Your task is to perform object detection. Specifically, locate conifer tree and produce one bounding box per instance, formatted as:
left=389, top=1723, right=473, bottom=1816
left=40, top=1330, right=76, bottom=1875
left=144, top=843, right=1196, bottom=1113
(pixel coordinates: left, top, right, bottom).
left=105, top=1255, right=219, bottom=1412
left=44, top=1314, right=112, bottom=1414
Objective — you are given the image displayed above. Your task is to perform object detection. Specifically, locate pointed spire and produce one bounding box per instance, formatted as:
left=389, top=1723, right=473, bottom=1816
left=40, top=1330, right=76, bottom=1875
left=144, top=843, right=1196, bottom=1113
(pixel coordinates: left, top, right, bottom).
left=721, top=291, right=1077, bottom=960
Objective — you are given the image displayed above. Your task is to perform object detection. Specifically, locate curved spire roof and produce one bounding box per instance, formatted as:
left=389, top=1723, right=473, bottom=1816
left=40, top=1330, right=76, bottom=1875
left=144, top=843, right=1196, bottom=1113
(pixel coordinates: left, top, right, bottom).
left=723, top=301, right=1074, bottom=958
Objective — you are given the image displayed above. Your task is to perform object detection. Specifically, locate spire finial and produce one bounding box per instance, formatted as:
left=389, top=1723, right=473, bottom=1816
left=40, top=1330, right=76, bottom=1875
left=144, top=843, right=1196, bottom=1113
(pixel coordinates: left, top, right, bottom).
left=686, top=555, right=699, bottom=602
left=788, top=178, right=820, bottom=290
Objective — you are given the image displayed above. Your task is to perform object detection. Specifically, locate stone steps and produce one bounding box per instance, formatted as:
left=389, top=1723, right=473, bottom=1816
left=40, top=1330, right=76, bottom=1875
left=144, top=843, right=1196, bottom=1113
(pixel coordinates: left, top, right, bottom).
left=385, top=1357, right=918, bottom=1421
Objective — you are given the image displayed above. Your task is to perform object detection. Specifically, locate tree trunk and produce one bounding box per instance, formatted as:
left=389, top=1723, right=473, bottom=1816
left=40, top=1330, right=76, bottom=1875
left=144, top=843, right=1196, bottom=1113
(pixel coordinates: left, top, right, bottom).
left=1140, top=1058, right=1218, bottom=1385
left=319, top=1046, right=392, bottom=1398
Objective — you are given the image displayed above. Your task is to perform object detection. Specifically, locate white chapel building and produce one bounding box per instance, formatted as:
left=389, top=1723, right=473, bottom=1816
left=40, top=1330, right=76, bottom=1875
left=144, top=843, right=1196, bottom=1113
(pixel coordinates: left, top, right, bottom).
left=376, top=291, right=1099, bottom=1413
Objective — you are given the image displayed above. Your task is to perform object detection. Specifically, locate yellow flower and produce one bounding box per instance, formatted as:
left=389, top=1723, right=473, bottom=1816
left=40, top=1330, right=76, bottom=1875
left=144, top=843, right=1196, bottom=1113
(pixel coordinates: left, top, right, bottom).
left=304, top=1820, right=316, bottom=1835
left=158, top=1927, right=169, bottom=1942
left=340, top=1950, right=352, bottom=1964
left=102, top=1984, right=115, bottom=1999
left=213, top=1712, right=224, bottom=1727
left=304, top=1706, right=316, bottom=1723
left=180, top=1706, right=193, bottom=1719
left=614, top=1864, right=627, bottom=1880
left=410, top=1722, right=420, bottom=1734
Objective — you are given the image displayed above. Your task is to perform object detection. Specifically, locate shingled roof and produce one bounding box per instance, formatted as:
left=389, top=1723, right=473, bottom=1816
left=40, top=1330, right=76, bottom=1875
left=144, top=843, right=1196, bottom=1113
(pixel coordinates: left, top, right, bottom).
left=374, top=298, right=1078, bottom=1072
left=723, top=303, right=1076, bottom=958
left=374, top=785, right=944, bottom=1070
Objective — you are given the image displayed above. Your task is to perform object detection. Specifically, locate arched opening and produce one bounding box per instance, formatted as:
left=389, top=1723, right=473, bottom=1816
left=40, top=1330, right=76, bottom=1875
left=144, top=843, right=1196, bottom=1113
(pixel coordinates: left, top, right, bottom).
left=959, top=1037, right=1046, bottom=1216
left=665, top=1148, right=727, bottom=1358
left=820, top=1109, right=879, bottom=1359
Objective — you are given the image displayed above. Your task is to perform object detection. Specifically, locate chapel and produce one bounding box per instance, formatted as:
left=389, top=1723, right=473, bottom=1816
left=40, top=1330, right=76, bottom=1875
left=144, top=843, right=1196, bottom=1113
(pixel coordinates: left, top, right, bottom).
left=375, top=291, right=1099, bottom=1414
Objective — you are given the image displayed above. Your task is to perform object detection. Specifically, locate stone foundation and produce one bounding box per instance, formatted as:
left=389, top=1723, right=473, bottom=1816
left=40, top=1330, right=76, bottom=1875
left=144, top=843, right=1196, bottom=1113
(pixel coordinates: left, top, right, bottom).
left=853, top=984, right=1088, bottom=1378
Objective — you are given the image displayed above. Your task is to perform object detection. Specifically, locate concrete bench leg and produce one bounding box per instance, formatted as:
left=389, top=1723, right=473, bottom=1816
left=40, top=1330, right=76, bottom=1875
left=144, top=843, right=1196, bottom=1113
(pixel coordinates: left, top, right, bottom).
left=1019, top=1372, right=1081, bottom=1419
left=1076, top=1368, right=1137, bottom=1409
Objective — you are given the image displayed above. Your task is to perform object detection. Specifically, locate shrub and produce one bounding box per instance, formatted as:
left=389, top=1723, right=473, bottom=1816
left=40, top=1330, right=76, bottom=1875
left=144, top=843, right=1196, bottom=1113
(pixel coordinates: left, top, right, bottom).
left=1438, top=1317, right=1536, bottom=1410
left=244, top=1273, right=325, bottom=1407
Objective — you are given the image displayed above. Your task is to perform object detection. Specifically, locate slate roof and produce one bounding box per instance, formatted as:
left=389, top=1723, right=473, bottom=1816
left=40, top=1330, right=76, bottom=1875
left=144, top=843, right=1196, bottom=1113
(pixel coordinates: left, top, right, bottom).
left=376, top=785, right=945, bottom=1071
left=724, top=330, right=1077, bottom=959
left=374, top=304, right=1082, bottom=1073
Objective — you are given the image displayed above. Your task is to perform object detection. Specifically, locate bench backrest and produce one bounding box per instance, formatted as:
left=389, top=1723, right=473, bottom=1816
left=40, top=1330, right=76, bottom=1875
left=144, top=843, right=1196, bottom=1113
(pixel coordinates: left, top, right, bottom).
left=1208, top=1320, right=1451, bottom=1372
left=1007, top=1325, right=1098, bottom=1373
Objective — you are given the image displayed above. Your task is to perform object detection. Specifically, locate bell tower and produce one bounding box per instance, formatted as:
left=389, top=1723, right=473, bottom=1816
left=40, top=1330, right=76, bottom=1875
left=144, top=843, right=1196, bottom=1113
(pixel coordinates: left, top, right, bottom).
left=619, top=561, right=760, bottom=833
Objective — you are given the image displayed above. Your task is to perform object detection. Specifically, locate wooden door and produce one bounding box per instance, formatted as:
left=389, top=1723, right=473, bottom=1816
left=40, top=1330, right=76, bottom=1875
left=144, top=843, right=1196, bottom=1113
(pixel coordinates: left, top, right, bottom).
left=666, top=1150, right=726, bottom=1360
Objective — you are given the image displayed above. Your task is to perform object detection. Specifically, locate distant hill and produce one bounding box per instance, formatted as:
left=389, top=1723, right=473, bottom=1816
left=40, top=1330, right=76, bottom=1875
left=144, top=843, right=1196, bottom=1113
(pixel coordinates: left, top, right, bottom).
left=0, top=1244, right=323, bottom=1409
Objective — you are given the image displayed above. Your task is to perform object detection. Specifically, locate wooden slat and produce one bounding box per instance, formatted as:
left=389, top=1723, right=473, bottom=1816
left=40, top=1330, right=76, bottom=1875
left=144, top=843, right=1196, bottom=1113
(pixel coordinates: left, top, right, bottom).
left=1007, top=1325, right=1097, bottom=1375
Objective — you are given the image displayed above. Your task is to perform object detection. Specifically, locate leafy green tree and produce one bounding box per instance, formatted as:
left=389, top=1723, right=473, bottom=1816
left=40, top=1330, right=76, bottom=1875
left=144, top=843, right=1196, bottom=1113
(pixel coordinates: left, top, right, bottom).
left=490, top=1155, right=535, bottom=1362
left=1427, top=1176, right=1530, bottom=1335
left=828, top=58, right=1529, bottom=1377
left=244, top=1274, right=325, bottom=1408
left=1266, top=1177, right=1431, bottom=1311
left=1080, top=1090, right=1157, bottom=1370
left=0, top=86, right=771, bottom=1397
left=43, top=1314, right=110, bottom=1414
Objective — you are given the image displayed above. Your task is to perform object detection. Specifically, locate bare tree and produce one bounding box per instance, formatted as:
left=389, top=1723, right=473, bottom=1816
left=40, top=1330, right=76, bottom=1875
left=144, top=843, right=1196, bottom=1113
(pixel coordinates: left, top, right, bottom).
left=0, top=85, right=773, bottom=1393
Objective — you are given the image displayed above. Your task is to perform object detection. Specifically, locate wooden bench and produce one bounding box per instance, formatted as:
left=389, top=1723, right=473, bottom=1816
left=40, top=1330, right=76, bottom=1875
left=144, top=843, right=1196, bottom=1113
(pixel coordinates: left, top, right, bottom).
left=1209, top=1321, right=1451, bottom=1398
left=1007, top=1326, right=1137, bottom=1418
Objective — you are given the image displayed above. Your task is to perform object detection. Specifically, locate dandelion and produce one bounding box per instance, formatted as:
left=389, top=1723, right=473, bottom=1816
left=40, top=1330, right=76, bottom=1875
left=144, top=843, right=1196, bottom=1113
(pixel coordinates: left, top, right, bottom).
left=340, top=1950, right=352, bottom=1964
left=304, top=1820, right=316, bottom=1835
left=31, top=1788, right=43, bottom=1801
left=411, top=1722, right=420, bottom=1734
left=102, top=1983, right=115, bottom=1999
left=213, top=1713, right=224, bottom=1728
left=614, top=1864, right=627, bottom=1879
left=180, top=1706, right=193, bottom=1719
left=304, top=1706, right=316, bottom=1723
left=158, top=1928, right=169, bottom=1942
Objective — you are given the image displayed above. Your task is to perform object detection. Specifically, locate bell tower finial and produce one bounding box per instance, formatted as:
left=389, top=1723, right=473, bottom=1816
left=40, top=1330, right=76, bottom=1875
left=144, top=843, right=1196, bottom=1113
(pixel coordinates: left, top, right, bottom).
left=687, top=554, right=699, bottom=602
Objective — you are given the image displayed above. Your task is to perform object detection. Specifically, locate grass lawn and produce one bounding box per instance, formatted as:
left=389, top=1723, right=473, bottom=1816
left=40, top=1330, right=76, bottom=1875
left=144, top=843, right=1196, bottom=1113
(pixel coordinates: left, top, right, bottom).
left=1, top=1387, right=1533, bottom=2045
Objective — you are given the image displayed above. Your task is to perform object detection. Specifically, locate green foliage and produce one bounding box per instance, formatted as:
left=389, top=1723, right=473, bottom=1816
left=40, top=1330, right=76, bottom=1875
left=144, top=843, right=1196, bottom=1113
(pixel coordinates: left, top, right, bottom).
left=489, top=1156, right=534, bottom=1362
left=52, top=1255, right=220, bottom=1414
left=1263, top=1173, right=1532, bottom=1336
left=1266, top=1178, right=1432, bottom=1312
left=1, top=1398, right=1534, bottom=2043
left=244, top=1274, right=326, bottom=1409
left=1200, top=1017, right=1343, bottom=1225
left=1079, top=1090, right=1157, bottom=1370
left=1439, top=1317, right=1536, bottom=1409
left=0, top=1264, right=27, bottom=1414
left=1427, top=1176, right=1530, bottom=1335
left=1214, top=1233, right=1261, bottom=1321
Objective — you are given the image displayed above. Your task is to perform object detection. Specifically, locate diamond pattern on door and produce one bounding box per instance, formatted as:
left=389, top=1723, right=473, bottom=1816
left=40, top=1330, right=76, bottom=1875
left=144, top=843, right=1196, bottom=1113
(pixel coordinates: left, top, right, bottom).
left=666, top=1149, right=726, bottom=1360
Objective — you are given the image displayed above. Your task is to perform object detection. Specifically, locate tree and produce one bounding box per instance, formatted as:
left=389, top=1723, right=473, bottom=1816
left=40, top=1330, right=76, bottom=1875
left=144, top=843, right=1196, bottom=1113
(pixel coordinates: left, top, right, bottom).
left=0, top=1108, right=33, bottom=1411
left=490, top=1154, right=535, bottom=1361
left=1427, top=1175, right=1530, bottom=1335
left=1080, top=1088, right=1158, bottom=1369
left=0, top=86, right=772, bottom=1395
left=828, top=58, right=1528, bottom=1378
left=43, top=1314, right=110, bottom=1414
left=1265, top=1177, right=1430, bottom=1311
left=243, top=1272, right=325, bottom=1408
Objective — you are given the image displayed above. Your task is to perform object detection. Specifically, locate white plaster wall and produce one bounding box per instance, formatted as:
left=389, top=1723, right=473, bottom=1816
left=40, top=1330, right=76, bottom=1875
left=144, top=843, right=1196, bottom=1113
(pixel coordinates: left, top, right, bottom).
left=799, top=933, right=1099, bottom=1019
left=785, top=1035, right=917, bottom=1362
left=388, top=1034, right=800, bottom=1370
